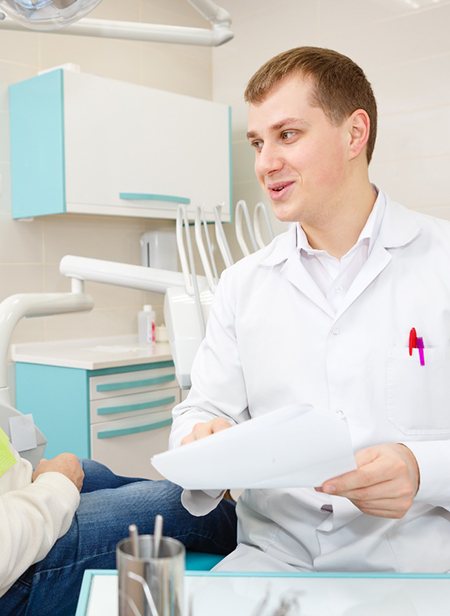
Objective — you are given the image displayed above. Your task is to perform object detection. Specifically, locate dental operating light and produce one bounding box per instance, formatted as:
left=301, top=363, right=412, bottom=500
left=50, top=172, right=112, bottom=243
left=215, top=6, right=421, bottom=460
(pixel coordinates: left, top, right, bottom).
left=0, top=0, right=101, bottom=30
left=0, top=0, right=233, bottom=46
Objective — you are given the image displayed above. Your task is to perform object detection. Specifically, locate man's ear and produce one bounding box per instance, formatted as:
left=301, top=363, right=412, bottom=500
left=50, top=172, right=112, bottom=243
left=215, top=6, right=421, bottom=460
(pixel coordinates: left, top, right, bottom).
left=347, top=109, right=370, bottom=160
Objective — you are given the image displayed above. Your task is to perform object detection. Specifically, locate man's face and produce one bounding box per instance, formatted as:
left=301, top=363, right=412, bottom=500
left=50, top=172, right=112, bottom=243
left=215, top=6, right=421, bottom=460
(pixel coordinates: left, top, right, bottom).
left=247, top=74, right=352, bottom=225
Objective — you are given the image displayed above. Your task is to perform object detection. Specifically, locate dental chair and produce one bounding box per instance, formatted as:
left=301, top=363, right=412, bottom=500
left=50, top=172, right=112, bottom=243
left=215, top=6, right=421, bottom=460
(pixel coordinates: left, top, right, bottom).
left=1, top=201, right=273, bottom=570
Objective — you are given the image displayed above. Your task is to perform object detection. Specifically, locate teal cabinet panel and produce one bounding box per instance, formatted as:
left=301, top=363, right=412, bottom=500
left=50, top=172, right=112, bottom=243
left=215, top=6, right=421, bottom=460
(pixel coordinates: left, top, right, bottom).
left=9, top=70, right=66, bottom=219
left=15, top=362, right=90, bottom=458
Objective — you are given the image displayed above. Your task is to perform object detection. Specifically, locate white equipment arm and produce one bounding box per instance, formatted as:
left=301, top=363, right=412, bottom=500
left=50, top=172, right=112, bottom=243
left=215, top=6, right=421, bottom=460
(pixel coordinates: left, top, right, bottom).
left=0, top=289, right=93, bottom=400
left=0, top=0, right=233, bottom=46
left=60, top=254, right=213, bottom=389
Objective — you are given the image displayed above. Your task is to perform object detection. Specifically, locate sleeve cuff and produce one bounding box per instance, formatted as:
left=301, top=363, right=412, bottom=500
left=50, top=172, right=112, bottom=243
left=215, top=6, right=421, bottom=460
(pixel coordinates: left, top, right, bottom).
left=181, top=489, right=224, bottom=516
left=403, top=440, right=450, bottom=505
left=33, top=471, right=80, bottom=513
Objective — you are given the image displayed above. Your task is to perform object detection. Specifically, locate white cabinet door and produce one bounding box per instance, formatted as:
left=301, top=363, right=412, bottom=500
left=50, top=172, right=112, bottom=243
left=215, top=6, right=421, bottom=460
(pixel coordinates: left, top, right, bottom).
left=91, top=410, right=173, bottom=480
left=9, top=69, right=232, bottom=221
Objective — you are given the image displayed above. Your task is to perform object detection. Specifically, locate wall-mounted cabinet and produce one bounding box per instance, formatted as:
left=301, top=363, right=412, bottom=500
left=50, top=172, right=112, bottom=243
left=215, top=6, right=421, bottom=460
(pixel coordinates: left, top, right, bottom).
left=8, top=69, right=232, bottom=221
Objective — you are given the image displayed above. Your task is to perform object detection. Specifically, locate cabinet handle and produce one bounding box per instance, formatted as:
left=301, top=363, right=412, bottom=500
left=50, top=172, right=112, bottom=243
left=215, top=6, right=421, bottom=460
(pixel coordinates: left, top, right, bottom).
left=97, top=418, right=172, bottom=440
left=119, top=192, right=190, bottom=205
left=96, top=374, right=175, bottom=393
left=97, top=395, right=176, bottom=416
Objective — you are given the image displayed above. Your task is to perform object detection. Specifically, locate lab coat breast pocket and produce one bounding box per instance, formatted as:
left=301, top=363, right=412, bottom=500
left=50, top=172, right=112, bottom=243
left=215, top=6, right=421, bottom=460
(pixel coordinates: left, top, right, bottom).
left=386, top=346, right=450, bottom=436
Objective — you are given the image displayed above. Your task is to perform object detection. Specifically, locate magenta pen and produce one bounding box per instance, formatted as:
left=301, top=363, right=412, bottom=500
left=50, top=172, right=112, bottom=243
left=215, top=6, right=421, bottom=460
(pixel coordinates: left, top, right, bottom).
left=416, top=337, right=425, bottom=366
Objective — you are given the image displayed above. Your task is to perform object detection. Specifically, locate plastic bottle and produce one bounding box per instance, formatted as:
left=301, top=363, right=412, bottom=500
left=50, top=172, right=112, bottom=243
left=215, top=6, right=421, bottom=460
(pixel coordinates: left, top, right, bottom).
left=138, top=304, right=156, bottom=345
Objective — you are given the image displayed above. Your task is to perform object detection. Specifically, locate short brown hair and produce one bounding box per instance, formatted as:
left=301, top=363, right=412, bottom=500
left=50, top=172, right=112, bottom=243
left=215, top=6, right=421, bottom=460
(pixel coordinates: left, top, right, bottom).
left=245, top=46, right=377, bottom=163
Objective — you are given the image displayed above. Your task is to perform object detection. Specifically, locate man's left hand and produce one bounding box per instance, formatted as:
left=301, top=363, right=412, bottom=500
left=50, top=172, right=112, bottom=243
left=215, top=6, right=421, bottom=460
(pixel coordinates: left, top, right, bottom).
left=316, top=443, right=420, bottom=519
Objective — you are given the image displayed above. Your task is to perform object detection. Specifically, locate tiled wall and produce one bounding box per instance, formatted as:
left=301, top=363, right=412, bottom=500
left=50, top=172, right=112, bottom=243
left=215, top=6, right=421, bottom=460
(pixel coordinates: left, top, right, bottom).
left=3, top=0, right=450, bottom=346
left=213, top=0, right=450, bottom=253
left=0, top=0, right=212, bottom=344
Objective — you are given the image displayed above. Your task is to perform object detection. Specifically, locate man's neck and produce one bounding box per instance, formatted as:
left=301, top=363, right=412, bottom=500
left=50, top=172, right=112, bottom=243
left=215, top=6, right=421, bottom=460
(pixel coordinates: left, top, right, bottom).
left=301, top=182, right=377, bottom=259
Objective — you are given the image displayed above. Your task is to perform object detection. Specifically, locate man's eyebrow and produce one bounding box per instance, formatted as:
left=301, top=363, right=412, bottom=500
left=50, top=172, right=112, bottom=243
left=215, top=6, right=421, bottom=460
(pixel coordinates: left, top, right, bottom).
left=246, top=117, right=310, bottom=140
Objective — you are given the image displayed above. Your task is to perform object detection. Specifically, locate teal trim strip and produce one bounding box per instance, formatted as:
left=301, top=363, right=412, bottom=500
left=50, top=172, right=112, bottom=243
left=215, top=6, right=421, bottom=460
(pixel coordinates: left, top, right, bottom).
left=97, top=418, right=172, bottom=439
left=97, top=395, right=176, bottom=416
left=96, top=374, right=175, bottom=393
left=186, top=571, right=450, bottom=579
left=89, top=360, right=173, bottom=378
left=9, top=69, right=66, bottom=218
left=119, top=192, right=190, bottom=205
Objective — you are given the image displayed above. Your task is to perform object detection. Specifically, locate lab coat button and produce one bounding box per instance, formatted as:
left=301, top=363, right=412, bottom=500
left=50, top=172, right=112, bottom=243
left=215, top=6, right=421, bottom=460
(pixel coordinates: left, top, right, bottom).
left=331, top=328, right=340, bottom=336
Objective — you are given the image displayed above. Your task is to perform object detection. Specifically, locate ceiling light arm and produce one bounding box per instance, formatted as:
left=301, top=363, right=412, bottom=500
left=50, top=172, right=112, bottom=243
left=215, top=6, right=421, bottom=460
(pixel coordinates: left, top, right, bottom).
left=0, top=0, right=233, bottom=46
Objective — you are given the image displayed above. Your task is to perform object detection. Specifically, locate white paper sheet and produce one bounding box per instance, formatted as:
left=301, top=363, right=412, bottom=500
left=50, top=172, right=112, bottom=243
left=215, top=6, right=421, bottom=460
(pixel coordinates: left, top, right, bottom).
left=9, top=413, right=37, bottom=453
left=151, top=406, right=356, bottom=489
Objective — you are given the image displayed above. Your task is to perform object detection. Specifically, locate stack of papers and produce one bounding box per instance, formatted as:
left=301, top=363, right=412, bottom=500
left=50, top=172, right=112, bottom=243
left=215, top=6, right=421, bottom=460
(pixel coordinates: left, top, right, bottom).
left=151, top=406, right=356, bottom=489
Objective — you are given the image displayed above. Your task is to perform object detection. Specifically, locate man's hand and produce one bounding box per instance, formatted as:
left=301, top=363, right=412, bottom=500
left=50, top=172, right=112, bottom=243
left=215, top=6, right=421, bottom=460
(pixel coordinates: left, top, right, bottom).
left=32, top=453, right=84, bottom=492
left=316, top=443, right=420, bottom=519
left=181, top=418, right=232, bottom=445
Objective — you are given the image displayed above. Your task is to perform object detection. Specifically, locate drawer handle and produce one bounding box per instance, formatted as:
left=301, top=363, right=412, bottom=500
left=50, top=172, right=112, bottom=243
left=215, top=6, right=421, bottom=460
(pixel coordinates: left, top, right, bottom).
left=97, top=395, right=176, bottom=416
left=119, top=192, right=190, bottom=205
left=97, top=418, right=172, bottom=440
left=96, top=374, right=175, bottom=393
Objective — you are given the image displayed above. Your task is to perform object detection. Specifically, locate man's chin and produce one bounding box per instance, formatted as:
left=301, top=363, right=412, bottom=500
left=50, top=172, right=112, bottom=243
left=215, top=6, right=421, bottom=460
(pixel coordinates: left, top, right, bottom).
left=270, top=202, right=299, bottom=223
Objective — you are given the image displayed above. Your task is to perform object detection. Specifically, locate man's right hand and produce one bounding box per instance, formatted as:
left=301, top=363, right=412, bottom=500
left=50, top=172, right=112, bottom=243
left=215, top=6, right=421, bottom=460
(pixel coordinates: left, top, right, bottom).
left=181, top=418, right=232, bottom=445
left=32, top=453, right=84, bottom=492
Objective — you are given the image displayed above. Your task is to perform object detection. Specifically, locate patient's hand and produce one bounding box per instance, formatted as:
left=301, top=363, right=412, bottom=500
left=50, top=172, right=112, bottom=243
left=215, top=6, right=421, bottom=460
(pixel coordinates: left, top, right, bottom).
left=181, top=418, right=232, bottom=445
left=32, top=453, right=84, bottom=492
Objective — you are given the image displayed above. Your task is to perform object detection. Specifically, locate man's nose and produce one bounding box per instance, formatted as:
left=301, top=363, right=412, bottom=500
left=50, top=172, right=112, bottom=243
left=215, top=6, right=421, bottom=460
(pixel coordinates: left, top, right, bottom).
left=256, top=144, right=283, bottom=177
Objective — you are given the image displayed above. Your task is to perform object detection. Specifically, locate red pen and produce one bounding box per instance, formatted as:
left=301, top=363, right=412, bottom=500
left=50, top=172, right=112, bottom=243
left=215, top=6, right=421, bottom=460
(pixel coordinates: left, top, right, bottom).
left=409, top=328, right=417, bottom=356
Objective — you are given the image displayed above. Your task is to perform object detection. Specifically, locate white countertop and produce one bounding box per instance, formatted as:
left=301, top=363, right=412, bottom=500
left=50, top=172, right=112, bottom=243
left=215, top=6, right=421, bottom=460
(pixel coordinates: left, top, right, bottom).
left=77, top=571, right=450, bottom=616
left=11, top=336, right=173, bottom=370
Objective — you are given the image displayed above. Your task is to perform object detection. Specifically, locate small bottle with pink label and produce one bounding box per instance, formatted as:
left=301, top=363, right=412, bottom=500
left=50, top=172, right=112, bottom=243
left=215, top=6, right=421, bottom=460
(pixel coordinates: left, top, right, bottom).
left=138, top=304, right=156, bottom=345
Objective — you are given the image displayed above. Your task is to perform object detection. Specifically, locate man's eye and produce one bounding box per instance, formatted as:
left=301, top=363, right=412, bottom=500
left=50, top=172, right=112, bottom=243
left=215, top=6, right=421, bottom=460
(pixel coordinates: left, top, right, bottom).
left=281, top=130, right=296, bottom=140
left=250, top=140, right=263, bottom=151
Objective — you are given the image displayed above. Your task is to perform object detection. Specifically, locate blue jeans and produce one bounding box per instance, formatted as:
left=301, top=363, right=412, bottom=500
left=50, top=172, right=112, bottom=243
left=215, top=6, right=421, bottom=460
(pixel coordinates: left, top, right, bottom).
left=0, top=460, right=237, bottom=616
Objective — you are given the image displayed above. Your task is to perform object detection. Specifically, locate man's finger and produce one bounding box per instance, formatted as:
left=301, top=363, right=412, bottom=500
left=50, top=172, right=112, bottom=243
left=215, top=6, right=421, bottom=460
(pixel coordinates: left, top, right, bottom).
left=321, top=456, right=393, bottom=494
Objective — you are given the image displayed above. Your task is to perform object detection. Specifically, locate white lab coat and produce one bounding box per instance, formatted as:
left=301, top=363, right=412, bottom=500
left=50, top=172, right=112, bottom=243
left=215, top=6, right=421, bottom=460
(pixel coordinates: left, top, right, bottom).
left=170, top=193, right=450, bottom=572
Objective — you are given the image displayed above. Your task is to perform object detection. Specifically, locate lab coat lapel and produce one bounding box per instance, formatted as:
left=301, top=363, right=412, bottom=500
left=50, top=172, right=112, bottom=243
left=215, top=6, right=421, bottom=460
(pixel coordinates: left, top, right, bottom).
left=336, top=198, right=421, bottom=318
left=282, top=254, right=335, bottom=318
left=260, top=225, right=335, bottom=317
left=336, top=242, right=392, bottom=317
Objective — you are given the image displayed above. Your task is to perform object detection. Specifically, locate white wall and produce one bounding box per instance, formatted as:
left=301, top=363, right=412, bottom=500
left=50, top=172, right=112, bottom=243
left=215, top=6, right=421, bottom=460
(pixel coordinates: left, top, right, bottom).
left=213, top=0, right=450, bottom=251
left=0, top=0, right=212, bottom=344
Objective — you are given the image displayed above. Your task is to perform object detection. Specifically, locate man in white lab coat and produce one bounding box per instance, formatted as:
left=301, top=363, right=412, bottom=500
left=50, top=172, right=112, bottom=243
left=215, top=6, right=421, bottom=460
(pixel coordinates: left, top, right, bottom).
left=170, top=46, right=450, bottom=571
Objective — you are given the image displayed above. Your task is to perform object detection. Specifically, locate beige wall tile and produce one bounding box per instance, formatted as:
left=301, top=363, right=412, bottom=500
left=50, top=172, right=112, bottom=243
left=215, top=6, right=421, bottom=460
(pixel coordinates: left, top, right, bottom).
left=0, top=263, right=44, bottom=300
left=140, top=0, right=210, bottom=27
left=370, top=154, right=450, bottom=210
left=375, top=106, right=450, bottom=163
left=0, top=110, right=9, bottom=163
left=38, top=33, right=142, bottom=84
left=0, top=30, right=39, bottom=67
left=0, top=162, right=11, bottom=217
left=0, top=217, right=43, bottom=263
left=40, top=306, right=146, bottom=341
left=89, top=0, right=140, bottom=21
left=140, top=42, right=211, bottom=98
left=42, top=214, right=149, bottom=265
